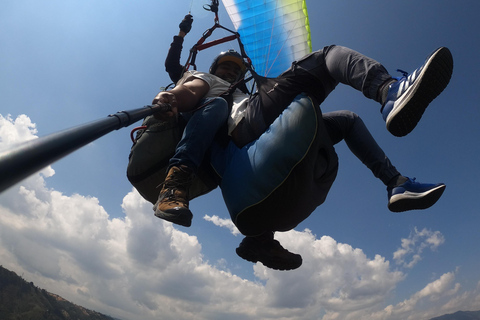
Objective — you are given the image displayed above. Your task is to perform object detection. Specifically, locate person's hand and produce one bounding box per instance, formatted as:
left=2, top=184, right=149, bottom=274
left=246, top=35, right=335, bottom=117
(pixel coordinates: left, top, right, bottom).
left=152, top=92, right=178, bottom=121
left=179, top=14, right=193, bottom=35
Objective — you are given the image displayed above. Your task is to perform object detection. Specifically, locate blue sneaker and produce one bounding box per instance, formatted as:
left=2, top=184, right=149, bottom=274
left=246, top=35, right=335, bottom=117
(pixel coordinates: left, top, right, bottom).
left=387, top=177, right=446, bottom=212
left=382, top=47, right=453, bottom=137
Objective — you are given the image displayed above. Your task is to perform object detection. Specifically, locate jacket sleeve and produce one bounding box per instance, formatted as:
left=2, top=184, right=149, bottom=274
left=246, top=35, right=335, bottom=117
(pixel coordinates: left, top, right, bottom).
left=165, top=36, right=185, bottom=83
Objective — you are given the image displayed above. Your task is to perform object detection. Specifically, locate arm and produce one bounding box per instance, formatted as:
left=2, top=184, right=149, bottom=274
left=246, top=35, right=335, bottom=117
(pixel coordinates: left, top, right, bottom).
left=165, top=14, right=193, bottom=83
left=165, top=36, right=185, bottom=83
left=152, top=76, right=210, bottom=115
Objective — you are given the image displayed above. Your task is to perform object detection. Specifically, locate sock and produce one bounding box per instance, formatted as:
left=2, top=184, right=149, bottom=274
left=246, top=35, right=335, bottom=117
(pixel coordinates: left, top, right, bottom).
left=387, top=175, right=408, bottom=188
left=378, top=78, right=398, bottom=105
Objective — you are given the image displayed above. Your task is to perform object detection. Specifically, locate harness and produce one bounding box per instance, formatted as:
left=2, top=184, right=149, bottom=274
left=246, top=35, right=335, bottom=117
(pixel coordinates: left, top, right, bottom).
left=130, top=1, right=262, bottom=142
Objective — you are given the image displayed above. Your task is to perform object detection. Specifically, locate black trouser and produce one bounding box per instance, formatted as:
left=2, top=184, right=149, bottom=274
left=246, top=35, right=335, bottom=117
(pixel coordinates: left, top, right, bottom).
left=246, top=45, right=392, bottom=140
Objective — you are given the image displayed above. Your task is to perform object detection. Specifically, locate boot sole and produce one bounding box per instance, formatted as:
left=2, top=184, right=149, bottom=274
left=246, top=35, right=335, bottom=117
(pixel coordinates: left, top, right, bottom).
left=154, top=208, right=193, bottom=227
left=386, top=47, right=453, bottom=137
left=236, top=246, right=302, bottom=271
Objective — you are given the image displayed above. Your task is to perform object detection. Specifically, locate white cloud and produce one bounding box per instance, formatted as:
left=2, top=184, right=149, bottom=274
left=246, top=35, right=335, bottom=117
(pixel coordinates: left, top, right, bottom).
left=0, top=180, right=268, bottom=319
left=0, top=114, right=54, bottom=179
left=393, top=227, right=445, bottom=268
left=1, top=114, right=479, bottom=320
left=0, top=114, right=37, bottom=145
left=252, top=230, right=405, bottom=317
left=366, top=271, right=465, bottom=320
left=203, top=214, right=241, bottom=236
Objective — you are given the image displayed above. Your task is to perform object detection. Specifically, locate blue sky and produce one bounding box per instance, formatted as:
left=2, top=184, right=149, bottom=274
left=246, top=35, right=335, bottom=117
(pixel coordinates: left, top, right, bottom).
left=1, top=1, right=479, bottom=319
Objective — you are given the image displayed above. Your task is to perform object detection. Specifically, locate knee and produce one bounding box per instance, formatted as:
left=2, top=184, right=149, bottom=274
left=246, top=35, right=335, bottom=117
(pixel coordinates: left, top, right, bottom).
left=331, top=110, right=361, bottom=136
left=202, top=97, right=229, bottom=118
left=204, top=97, right=228, bottom=108
left=342, top=110, right=362, bottom=133
left=331, top=110, right=360, bottom=123
left=340, top=110, right=360, bottom=120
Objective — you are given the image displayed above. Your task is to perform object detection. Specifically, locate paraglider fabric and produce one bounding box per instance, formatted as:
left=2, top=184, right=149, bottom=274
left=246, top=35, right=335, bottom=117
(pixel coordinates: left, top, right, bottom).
left=221, top=0, right=312, bottom=77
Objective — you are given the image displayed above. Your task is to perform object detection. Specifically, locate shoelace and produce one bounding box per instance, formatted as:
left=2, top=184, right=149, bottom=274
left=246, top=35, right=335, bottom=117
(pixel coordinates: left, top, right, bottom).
left=156, top=170, right=194, bottom=190
left=161, top=188, right=189, bottom=207
left=393, top=69, right=410, bottom=81
left=396, top=69, right=409, bottom=77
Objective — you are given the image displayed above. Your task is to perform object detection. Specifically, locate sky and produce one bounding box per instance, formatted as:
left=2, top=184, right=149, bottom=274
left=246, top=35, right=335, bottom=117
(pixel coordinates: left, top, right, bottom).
left=1, top=1, right=480, bottom=319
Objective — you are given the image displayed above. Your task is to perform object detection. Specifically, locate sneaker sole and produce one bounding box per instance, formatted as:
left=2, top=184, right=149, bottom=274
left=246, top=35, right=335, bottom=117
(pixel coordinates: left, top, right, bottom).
left=388, top=184, right=446, bottom=212
left=386, top=47, right=453, bottom=137
left=235, top=246, right=302, bottom=271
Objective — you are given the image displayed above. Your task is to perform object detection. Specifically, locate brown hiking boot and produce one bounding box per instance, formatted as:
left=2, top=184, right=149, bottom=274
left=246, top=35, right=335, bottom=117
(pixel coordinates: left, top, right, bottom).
left=236, top=232, right=302, bottom=270
left=154, top=165, right=194, bottom=227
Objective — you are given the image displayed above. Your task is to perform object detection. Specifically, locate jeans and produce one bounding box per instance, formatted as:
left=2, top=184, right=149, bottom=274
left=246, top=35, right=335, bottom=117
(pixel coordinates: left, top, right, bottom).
left=323, top=110, right=400, bottom=185
left=169, top=97, right=229, bottom=171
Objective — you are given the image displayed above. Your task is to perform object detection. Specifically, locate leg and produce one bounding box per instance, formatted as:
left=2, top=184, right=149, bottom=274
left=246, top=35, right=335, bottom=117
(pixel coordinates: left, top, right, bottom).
left=323, top=110, right=446, bottom=212
left=323, top=110, right=400, bottom=185
left=323, top=46, right=392, bottom=101
left=253, top=45, right=391, bottom=132
left=155, top=97, right=229, bottom=227
left=169, top=97, right=229, bottom=171
left=296, top=45, right=453, bottom=136
left=289, top=45, right=392, bottom=102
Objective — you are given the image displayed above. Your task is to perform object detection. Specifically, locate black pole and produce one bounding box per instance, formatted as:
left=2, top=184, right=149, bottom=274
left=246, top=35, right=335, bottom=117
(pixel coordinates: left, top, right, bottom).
left=0, top=104, right=169, bottom=193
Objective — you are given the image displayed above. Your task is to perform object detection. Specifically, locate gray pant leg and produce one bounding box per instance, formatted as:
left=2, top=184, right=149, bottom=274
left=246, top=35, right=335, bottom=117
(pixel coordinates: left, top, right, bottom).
left=323, top=110, right=400, bottom=185
left=324, top=46, right=392, bottom=101
left=296, top=45, right=392, bottom=102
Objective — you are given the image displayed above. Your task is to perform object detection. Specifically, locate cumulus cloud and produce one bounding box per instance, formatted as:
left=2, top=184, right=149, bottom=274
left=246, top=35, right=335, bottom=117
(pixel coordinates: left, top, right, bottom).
left=0, top=114, right=37, bottom=145
left=393, top=227, right=445, bottom=268
left=254, top=230, right=405, bottom=316
left=0, top=114, right=55, bottom=179
left=1, top=114, right=479, bottom=320
left=365, top=271, right=464, bottom=320
left=203, top=214, right=241, bottom=236
left=0, top=169, right=266, bottom=318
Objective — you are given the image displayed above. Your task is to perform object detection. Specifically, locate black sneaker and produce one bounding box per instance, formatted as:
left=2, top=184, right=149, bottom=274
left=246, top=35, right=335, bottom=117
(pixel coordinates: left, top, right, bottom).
left=236, top=236, right=302, bottom=270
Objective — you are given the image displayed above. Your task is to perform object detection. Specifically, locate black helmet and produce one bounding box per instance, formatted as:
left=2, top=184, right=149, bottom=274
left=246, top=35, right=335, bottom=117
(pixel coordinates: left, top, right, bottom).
left=209, top=50, right=247, bottom=75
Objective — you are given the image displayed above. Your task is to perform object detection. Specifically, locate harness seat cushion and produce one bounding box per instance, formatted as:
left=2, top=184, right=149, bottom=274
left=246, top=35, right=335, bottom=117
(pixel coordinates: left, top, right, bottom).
left=211, top=94, right=338, bottom=236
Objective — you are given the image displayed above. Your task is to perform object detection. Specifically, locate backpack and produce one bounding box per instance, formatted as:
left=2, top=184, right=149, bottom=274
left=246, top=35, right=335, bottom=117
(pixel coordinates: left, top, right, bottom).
left=126, top=115, right=218, bottom=205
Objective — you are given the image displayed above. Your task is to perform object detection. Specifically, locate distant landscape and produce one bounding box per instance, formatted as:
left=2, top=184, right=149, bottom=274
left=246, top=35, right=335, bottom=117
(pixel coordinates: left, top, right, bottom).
left=430, top=310, right=480, bottom=320
left=0, top=266, right=115, bottom=320
left=1, top=265, right=479, bottom=320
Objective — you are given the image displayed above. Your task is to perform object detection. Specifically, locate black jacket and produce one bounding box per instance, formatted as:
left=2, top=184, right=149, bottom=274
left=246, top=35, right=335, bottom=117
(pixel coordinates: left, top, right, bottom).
left=165, top=36, right=185, bottom=83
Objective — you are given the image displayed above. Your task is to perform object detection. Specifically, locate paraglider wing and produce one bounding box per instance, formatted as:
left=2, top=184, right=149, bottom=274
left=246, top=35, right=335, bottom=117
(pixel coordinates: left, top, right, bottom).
left=221, top=0, right=312, bottom=77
